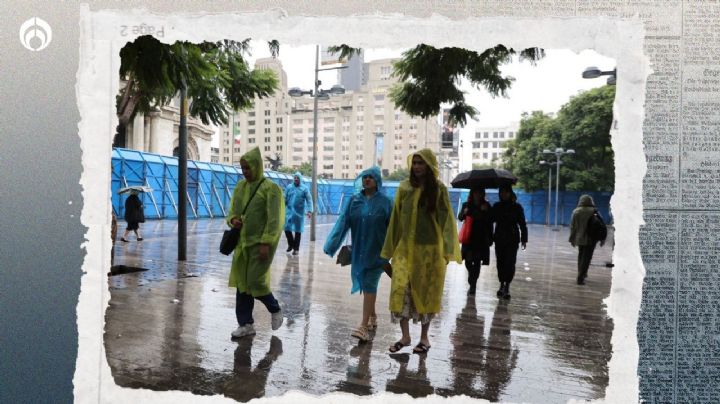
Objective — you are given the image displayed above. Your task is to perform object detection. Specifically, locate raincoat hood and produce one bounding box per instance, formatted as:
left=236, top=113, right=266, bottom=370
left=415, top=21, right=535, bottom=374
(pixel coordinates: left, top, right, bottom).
left=240, top=147, right=264, bottom=182
left=293, top=171, right=303, bottom=183
left=353, top=166, right=383, bottom=193
left=407, top=148, right=439, bottom=178
left=578, top=194, right=595, bottom=207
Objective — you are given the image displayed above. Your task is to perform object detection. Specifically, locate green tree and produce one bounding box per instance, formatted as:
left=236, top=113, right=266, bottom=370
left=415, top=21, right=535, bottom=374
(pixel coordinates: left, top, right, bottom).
left=503, top=111, right=561, bottom=191
left=384, top=168, right=410, bottom=181
left=277, top=162, right=312, bottom=177
left=329, top=44, right=544, bottom=126
left=557, top=85, right=616, bottom=192
left=116, top=36, right=280, bottom=141
left=503, top=86, right=615, bottom=192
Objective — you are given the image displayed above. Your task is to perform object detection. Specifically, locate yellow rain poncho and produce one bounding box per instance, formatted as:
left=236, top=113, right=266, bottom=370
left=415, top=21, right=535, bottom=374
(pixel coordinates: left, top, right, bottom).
left=381, top=149, right=462, bottom=315
left=226, top=147, right=285, bottom=296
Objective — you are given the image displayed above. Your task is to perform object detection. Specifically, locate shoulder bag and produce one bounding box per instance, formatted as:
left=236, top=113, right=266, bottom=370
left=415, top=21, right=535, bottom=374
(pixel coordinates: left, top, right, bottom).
left=220, top=179, right=265, bottom=256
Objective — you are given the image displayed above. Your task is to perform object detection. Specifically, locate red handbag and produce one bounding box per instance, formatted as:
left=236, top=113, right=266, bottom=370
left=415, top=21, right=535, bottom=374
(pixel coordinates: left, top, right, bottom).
left=458, top=215, right=473, bottom=244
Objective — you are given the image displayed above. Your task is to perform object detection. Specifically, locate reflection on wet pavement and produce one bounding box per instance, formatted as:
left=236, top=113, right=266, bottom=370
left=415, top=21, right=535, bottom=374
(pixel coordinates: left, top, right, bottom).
left=106, top=218, right=614, bottom=402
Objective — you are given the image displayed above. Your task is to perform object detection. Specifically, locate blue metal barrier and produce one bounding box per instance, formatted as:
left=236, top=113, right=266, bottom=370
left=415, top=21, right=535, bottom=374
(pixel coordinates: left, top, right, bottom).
left=112, top=148, right=612, bottom=225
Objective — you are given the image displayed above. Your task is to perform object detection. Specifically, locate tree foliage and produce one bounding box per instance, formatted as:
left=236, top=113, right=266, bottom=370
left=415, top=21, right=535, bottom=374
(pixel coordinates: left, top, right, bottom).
left=277, top=162, right=312, bottom=177
left=329, top=44, right=543, bottom=127
left=383, top=167, right=410, bottom=181
left=117, top=36, right=280, bottom=130
left=503, top=85, right=616, bottom=192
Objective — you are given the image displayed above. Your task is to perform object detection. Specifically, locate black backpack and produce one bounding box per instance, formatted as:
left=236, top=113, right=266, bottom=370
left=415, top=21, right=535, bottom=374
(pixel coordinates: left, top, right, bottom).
left=586, top=209, right=607, bottom=243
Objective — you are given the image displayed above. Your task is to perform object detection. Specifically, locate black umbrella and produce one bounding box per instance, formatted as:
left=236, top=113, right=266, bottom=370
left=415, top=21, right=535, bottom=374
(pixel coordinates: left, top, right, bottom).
left=451, top=169, right=517, bottom=189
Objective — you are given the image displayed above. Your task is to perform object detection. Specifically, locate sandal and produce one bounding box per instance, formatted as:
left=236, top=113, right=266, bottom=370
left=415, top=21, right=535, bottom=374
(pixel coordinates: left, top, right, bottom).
left=388, top=340, right=410, bottom=353
left=413, top=342, right=431, bottom=354
left=351, top=326, right=370, bottom=342
left=367, top=315, right=377, bottom=330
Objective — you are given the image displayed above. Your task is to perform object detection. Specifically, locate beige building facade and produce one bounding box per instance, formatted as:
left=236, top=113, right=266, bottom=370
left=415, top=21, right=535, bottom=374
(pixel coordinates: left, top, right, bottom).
left=220, top=57, right=442, bottom=179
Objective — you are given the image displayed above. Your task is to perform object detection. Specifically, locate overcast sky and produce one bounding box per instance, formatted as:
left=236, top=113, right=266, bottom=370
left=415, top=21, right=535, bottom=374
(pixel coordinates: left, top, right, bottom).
left=216, top=42, right=615, bottom=169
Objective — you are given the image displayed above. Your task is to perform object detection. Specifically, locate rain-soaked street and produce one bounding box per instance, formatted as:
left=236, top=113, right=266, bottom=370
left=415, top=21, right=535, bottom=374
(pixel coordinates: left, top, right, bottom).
left=106, top=217, right=614, bottom=403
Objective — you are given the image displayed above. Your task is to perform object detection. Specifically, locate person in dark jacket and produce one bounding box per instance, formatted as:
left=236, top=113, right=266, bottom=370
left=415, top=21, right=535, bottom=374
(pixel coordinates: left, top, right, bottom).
left=491, top=186, right=527, bottom=299
left=457, top=187, right=493, bottom=296
left=569, top=194, right=602, bottom=285
left=121, top=190, right=144, bottom=242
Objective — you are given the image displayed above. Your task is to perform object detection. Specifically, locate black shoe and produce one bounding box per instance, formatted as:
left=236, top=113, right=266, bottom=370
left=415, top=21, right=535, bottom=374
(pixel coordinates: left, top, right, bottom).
left=120, top=238, right=129, bottom=243
left=292, top=250, right=298, bottom=256
left=502, top=284, right=511, bottom=300
left=577, top=277, right=585, bottom=285
left=496, top=283, right=504, bottom=298
left=137, top=237, right=143, bottom=241
left=286, top=246, right=293, bottom=253
left=467, top=285, right=476, bottom=296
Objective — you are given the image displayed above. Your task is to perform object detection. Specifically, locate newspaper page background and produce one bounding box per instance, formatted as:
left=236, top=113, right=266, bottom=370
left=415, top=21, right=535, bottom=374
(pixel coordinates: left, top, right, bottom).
left=70, top=1, right=718, bottom=403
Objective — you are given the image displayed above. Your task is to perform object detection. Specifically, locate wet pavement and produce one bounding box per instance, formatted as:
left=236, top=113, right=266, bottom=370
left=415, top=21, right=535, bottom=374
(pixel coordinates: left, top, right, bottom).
left=107, top=217, right=614, bottom=403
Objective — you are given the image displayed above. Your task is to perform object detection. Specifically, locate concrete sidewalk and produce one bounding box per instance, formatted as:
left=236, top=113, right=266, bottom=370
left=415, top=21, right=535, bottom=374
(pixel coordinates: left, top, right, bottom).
left=107, top=218, right=614, bottom=403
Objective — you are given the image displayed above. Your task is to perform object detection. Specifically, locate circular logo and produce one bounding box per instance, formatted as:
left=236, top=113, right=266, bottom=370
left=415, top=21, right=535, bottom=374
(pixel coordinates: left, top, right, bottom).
left=19, top=17, right=52, bottom=51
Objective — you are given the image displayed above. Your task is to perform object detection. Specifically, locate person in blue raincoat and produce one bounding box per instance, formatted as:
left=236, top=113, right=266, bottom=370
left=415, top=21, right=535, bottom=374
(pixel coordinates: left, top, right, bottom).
left=284, top=172, right=314, bottom=255
left=324, top=167, right=393, bottom=343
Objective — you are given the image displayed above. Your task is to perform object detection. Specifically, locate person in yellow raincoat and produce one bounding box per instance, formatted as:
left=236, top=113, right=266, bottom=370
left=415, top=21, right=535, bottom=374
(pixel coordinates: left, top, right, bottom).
left=381, top=149, right=462, bottom=354
left=226, top=147, right=286, bottom=339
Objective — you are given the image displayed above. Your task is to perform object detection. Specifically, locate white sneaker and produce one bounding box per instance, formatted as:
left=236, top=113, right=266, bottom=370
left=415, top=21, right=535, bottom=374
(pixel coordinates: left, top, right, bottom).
left=271, top=309, right=284, bottom=330
left=231, top=324, right=256, bottom=338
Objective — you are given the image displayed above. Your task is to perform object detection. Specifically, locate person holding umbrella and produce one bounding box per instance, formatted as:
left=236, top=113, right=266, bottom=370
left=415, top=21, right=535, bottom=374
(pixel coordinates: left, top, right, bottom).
left=491, top=186, right=527, bottom=299
left=457, top=187, right=494, bottom=296
left=120, top=189, right=144, bottom=242
left=381, top=149, right=462, bottom=354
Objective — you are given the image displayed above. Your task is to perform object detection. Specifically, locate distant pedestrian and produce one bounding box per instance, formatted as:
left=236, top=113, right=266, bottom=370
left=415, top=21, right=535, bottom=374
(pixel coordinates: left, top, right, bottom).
left=491, top=186, right=527, bottom=299
left=121, top=190, right=144, bottom=242
left=457, top=187, right=493, bottom=296
left=284, top=172, right=313, bottom=255
left=381, top=149, right=462, bottom=354
left=227, top=147, right=286, bottom=339
left=569, top=194, right=604, bottom=285
left=324, top=166, right=393, bottom=342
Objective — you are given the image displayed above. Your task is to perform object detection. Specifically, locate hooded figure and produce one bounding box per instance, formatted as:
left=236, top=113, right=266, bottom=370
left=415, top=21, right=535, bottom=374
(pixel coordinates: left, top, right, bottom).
left=284, top=171, right=314, bottom=254
left=381, top=149, right=462, bottom=353
left=323, top=166, right=393, bottom=342
left=226, top=147, right=286, bottom=338
left=491, top=185, right=528, bottom=299
left=569, top=194, right=599, bottom=285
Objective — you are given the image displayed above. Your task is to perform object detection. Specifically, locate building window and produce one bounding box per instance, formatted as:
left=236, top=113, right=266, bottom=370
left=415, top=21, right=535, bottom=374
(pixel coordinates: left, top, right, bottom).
left=248, top=120, right=255, bottom=126
left=248, top=129, right=255, bottom=134
left=493, top=132, right=498, bottom=138
left=276, top=136, right=283, bottom=142
left=323, top=136, right=333, bottom=142
left=223, top=157, right=229, bottom=162
left=248, top=111, right=255, bottom=117
left=248, top=138, right=256, bottom=143
left=324, top=117, right=335, bottom=124
left=276, top=145, right=282, bottom=151
left=323, top=146, right=334, bottom=151
left=264, top=128, right=271, bottom=134
left=357, top=106, right=364, bottom=112
left=264, top=119, right=271, bottom=125
left=265, top=137, right=271, bottom=142
left=277, top=127, right=283, bottom=133
left=277, top=117, right=283, bottom=124
left=323, top=127, right=333, bottom=133
left=492, top=152, right=497, bottom=159
left=293, top=128, right=303, bottom=134
left=234, top=147, right=240, bottom=153
left=264, top=146, right=271, bottom=151
left=293, top=119, right=303, bottom=125
left=509, top=131, right=514, bottom=138
left=484, top=132, right=489, bottom=138
left=264, top=110, right=271, bottom=116
left=483, top=152, right=488, bottom=159
left=293, top=147, right=303, bottom=152
left=223, top=148, right=229, bottom=153
left=499, top=131, right=505, bottom=138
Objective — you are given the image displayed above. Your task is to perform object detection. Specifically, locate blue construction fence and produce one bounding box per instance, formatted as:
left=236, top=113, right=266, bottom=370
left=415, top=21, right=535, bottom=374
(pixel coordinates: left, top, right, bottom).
left=112, top=148, right=612, bottom=226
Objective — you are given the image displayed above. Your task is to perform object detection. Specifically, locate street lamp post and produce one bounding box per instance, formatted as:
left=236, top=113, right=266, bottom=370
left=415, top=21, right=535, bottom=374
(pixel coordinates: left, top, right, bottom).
left=539, top=160, right=553, bottom=226
left=582, top=66, right=616, bottom=85
left=543, top=147, right=574, bottom=230
left=288, top=45, right=347, bottom=242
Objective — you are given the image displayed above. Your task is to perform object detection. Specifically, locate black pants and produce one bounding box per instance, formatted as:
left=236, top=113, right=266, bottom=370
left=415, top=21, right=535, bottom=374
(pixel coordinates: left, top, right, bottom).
left=495, top=244, right=518, bottom=284
left=236, top=290, right=281, bottom=326
left=577, top=243, right=597, bottom=280
left=285, top=231, right=301, bottom=251
left=463, top=250, right=483, bottom=287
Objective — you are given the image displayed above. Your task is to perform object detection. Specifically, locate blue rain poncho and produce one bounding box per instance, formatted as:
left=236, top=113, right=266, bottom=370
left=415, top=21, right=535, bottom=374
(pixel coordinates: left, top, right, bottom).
left=284, top=171, right=313, bottom=233
left=323, top=167, right=393, bottom=294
